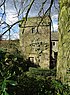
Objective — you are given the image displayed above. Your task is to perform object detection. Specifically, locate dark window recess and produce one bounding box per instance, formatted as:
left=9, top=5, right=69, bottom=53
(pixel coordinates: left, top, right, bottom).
left=52, top=42, right=55, bottom=46
left=40, top=42, right=42, bottom=45
left=29, top=57, right=34, bottom=63
left=32, top=27, right=38, bottom=33
left=32, top=27, right=35, bottom=33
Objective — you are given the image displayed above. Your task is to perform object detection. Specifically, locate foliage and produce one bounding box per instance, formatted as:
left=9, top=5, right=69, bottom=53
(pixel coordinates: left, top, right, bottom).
left=0, top=48, right=31, bottom=95
left=26, top=67, right=56, bottom=78
left=0, top=48, right=70, bottom=95
left=0, top=48, right=21, bottom=95
left=11, top=74, right=70, bottom=95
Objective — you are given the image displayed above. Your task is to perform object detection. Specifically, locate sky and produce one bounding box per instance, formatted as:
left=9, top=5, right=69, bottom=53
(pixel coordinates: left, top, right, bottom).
left=0, top=0, right=59, bottom=40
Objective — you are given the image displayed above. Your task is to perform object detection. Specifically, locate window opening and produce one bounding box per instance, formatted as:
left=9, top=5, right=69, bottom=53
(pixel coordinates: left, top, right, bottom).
left=52, top=42, right=55, bottom=46
left=29, top=57, right=34, bottom=63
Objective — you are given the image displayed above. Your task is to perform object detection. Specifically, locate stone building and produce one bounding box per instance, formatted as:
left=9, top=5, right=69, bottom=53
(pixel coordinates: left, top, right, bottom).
left=51, top=32, right=58, bottom=68
left=19, top=16, right=51, bottom=68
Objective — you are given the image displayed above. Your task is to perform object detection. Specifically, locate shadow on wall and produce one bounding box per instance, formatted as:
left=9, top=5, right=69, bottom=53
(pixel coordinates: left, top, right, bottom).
left=50, top=53, right=58, bottom=69
left=26, top=58, right=40, bottom=70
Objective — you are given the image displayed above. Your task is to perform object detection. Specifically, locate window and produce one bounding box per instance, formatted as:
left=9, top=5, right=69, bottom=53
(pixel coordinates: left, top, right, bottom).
left=32, top=27, right=35, bottom=33
left=52, top=42, right=55, bottom=46
left=32, top=27, right=38, bottom=33
left=29, top=57, right=34, bottom=63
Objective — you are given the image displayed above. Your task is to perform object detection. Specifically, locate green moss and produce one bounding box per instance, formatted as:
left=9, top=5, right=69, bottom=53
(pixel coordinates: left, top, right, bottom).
left=57, top=0, right=70, bottom=85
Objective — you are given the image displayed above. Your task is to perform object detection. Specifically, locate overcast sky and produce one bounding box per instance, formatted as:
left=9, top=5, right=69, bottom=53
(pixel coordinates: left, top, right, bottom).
left=0, top=0, right=59, bottom=40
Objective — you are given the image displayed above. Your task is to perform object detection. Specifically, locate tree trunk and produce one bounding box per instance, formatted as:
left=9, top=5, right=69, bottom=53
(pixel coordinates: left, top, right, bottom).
left=57, top=0, right=70, bottom=85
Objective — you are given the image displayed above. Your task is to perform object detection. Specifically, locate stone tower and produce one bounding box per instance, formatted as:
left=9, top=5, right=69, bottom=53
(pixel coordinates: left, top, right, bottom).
left=19, top=16, right=51, bottom=68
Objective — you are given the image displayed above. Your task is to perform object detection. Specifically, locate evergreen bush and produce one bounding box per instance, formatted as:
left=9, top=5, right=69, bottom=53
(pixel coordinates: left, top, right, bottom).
left=0, top=48, right=70, bottom=95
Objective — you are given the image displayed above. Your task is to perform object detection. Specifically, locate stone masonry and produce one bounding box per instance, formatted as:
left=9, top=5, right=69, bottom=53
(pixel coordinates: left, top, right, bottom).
left=19, top=16, right=51, bottom=68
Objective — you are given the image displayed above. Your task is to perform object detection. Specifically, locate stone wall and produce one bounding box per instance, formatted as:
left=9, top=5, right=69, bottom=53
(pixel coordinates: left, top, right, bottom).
left=19, top=16, right=51, bottom=68
left=0, top=40, right=20, bottom=52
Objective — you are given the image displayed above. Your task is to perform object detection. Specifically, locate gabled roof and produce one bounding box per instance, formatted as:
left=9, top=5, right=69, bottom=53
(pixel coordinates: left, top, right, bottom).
left=51, top=32, right=58, bottom=41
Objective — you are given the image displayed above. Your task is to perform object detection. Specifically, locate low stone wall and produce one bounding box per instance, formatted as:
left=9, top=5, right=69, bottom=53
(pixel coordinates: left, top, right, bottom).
left=0, top=40, right=20, bottom=52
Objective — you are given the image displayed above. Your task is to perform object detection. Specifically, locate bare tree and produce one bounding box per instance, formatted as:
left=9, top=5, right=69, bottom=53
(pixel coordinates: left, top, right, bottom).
left=0, top=0, right=58, bottom=40
left=0, top=0, right=70, bottom=85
